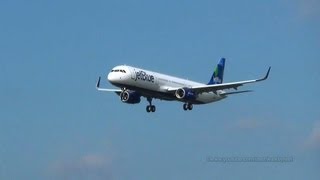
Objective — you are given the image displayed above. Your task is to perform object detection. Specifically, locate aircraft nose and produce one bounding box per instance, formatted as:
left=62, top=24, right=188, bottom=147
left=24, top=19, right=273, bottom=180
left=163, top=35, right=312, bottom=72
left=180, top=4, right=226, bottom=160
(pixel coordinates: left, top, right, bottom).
left=107, top=72, right=117, bottom=83
left=107, top=72, right=130, bottom=83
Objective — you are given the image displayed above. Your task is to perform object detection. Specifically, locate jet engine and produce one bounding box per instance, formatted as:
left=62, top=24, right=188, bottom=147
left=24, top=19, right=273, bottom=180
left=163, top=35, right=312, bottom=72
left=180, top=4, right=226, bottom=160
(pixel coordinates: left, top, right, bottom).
left=120, top=90, right=141, bottom=104
left=175, top=88, right=197, bottom=100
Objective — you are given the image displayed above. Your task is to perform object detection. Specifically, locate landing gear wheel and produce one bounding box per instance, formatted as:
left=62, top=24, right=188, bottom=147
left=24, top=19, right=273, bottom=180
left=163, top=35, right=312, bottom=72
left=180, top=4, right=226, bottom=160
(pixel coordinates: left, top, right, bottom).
left=183, top=104, right=188, bottom=111
left=146, top=105, right=156, bottom=113
left=183, top=103, right=193, bottom=111
left=146, top=98, right=156, bottom=113
left=146, top=106, right=151, bottom=113
left=151, top=105, right=156, bottom=112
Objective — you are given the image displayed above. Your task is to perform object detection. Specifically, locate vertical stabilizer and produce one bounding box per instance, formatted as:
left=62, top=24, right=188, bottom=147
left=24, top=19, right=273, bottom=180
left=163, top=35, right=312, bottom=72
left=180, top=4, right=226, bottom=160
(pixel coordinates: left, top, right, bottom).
left=207, top=58, right=226, bottom=85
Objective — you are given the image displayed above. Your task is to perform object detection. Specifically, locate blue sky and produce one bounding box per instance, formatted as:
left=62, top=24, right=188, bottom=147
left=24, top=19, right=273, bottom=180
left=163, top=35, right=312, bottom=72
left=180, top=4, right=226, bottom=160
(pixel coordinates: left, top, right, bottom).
left=0, top=0, right=319, bottom=179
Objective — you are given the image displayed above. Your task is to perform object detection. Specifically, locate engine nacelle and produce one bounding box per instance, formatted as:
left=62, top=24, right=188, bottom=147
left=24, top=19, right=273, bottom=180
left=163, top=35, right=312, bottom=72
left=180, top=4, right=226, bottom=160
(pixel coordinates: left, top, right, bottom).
left=175, top=88, right=197, bottom=100
left=120, top=90, right=141, bottom=104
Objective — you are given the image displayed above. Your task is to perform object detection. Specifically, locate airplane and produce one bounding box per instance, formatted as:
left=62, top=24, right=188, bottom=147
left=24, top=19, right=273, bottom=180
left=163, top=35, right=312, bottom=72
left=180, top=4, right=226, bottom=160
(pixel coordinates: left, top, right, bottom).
left=96, top=58, right=271, bottom=112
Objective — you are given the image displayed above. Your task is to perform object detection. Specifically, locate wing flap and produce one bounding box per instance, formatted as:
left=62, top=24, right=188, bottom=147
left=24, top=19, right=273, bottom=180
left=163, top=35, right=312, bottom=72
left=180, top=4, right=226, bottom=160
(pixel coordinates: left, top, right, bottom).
left=220, top=90, right=253, bottom=96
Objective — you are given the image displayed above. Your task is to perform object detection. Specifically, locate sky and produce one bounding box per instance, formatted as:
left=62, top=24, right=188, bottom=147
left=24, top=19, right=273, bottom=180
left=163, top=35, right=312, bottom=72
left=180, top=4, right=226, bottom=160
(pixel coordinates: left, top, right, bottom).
left=0, top=0, right=319, bottom=179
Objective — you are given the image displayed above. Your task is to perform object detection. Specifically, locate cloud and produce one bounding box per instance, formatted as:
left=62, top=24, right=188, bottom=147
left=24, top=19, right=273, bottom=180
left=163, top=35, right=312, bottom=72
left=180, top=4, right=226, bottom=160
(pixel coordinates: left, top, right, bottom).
left=51, top=153, right=113, bottom=180
left=233, top=119, right=267, bottom=130
left=304, top=121, right=320, bottom=150
left=297, top=0, right=320, bottom=19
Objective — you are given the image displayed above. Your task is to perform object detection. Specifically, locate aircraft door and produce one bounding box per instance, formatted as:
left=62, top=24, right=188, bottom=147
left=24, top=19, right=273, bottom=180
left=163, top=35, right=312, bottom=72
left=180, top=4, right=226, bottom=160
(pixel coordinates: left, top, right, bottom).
left=129, top=67, right=136, bottom=80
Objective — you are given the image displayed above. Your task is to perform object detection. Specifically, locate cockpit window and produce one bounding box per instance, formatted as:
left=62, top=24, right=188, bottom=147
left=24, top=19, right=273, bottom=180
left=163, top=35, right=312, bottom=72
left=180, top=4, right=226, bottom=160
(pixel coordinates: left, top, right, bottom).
left=111, top=69, right=126, bottom=73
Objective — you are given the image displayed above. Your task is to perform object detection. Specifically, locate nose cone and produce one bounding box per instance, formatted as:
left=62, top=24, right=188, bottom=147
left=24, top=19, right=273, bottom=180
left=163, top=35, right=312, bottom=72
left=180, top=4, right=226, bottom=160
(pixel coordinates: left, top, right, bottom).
left=107, top=71, right=131, bottom=84
left=107, top=72, right=117, bottom=83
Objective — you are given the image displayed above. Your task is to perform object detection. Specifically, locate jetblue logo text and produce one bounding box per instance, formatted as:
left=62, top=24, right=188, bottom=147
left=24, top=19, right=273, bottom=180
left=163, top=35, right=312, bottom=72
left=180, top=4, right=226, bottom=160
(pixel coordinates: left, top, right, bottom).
left=135, top=71, right=155, bottom=83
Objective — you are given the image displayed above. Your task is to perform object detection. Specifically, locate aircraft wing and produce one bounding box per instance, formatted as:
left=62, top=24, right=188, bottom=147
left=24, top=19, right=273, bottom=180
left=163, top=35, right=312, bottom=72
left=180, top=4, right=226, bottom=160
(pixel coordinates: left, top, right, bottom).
left=96, top=77, right=122, bottom=92
left=219, top=90, right=253, bottom=95
left=168, top=67, right=271, bottom=94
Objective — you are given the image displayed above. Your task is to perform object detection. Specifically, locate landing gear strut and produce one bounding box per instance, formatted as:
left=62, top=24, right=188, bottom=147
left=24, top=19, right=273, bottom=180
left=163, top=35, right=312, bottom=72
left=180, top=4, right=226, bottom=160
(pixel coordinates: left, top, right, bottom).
left=146, top=97, right=156, bottom=113
left=183, top=103, right=193, bottom=111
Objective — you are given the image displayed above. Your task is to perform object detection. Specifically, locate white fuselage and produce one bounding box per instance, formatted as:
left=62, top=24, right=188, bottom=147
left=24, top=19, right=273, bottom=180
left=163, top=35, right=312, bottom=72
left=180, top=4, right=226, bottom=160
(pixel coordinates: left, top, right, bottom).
left=107, top=65, right=226, bottom=104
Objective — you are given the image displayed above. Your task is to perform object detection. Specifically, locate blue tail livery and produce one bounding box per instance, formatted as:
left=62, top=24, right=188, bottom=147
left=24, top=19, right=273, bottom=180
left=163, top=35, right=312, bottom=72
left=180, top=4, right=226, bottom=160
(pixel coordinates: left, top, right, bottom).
left=208, top=58, right=226, bottom=85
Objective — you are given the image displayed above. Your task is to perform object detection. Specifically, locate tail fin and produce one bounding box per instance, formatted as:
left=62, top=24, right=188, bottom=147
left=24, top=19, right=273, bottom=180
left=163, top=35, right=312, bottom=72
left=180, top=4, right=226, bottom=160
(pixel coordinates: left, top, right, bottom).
left=207, top=58, right=225, bottom=85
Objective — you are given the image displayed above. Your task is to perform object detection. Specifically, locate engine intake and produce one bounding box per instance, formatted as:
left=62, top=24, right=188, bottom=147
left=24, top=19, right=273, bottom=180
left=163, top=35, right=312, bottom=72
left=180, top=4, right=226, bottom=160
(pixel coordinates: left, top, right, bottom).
left=120, top=90, right=141, bottom=104
left=175, top=88, right=197, bottom=100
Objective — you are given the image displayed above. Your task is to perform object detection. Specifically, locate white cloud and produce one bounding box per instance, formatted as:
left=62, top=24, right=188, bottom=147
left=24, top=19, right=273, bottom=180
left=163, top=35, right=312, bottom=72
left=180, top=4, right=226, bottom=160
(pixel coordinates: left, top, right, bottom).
left=304, top=121, right=320, bottom=150
left=233, top=119, right=266, bottom=130
left=51, top=153, right=113, bottom=180
left=298, top=0, right=320, bottom=19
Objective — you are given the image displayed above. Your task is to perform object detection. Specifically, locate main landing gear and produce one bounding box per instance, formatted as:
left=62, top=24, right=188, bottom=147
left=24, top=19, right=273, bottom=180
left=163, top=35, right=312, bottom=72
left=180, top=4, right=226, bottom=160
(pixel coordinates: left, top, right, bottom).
left=146, top=97, right=156, bottom=113
left=183, top=103, right=193, bottom=111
